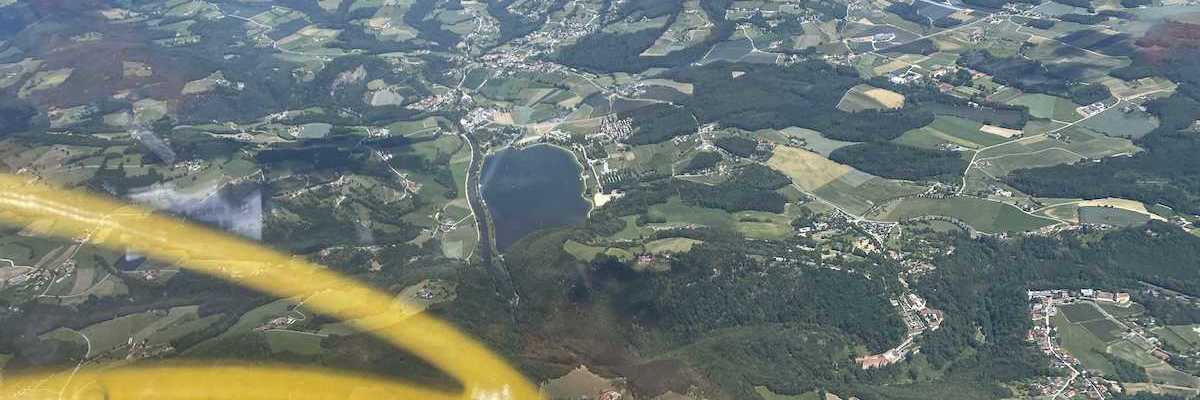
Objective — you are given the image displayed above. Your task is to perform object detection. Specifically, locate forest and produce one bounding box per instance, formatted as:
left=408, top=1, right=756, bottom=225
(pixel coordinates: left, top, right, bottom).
left=553, top=0, right=735, bottom=73
left=621, top=103, right=699, bottom=145
left=830, top=142, right=967, bottom=181
left=673, top=62, right=934, bottom=142
left=713, top=136, right=760, bottom=158
left=0, top=98, right=39, bottom=136
left=1007, top=91, right=1200, bottom=213
left=958, top=50, right=1073, bottom=97
left=681, top=151, right=720, bottom=173
left=911, top=221, right=1200, bottom=387
left=631, top=241, right=908, bottom=384
left=676, top=164, right=790, bottom=213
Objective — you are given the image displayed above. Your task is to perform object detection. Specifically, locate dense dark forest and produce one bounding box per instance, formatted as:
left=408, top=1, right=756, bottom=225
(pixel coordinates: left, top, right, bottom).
left=1050, top=0, right=1094, bottom=9
left=644, top=243, right=906, bottom=352
left=1069, top=83, right=1113, bottom=105
left=830, top=142, right=967, bottom=181
left=673, top=62, right=934, bottom=141
left=675, top=164, right=791, bottom=213
left=958, top=50, right=1074, bottom=97
left=0, top=98, right=39, bottom=135
left=1022, top=17, right=1057, bottom=29
left=681, top=151, right=721, bottom=173
left=713, top=136, right=761, bottom=158
left=962, top=0, right=1040, bottom=8
left=1059, top=13, right=1109, bottom=25
left=620, top=103, right=699, bottom=145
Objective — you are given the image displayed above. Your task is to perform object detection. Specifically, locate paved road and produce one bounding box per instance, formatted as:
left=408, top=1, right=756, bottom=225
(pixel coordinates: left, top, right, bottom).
left=463, top=134, right=494, bottom=268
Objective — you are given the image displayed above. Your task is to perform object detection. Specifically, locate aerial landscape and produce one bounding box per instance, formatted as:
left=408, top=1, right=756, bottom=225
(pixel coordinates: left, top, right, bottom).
left=3, top=0, right=1200, bottom=398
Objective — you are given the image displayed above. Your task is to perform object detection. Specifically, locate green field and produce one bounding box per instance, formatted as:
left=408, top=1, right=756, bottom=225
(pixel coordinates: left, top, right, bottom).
left=645, top=238, right=702, bottom=254
left=771, top=127, right=855, bottom=156
left=147, top=313, right=224, bottom=346
left=836, top=84, right=904, bottom=112
left=564, top=240, right=605, bottom=262
left=1007, top=93, right=1081, bottom=122
left=1053, top=312, right=1117, bottom=376
left=644, top=198, right=792, bottom=240
left=812, top=177, right=928, bottom=217
left=893, top=116, right=1008, bottom=150
left=1154, top=325, right=1200, bottom=352
left=80, top=311, right=163, bottom=355
left=754, top=387, right=822, bottom=400
left=1078, top=206, right=1151, bottom=227
left=264, top=330, right=324, bottom=356
left=879, top=197, right=1056, bottom=233
left=978, top=148, right=1084, bottom=177
left=386, top=117, right=442, bottom=137
left=1099, top=302, right=1144, bottom=319
left=1082, top=318, right=1125, bottom=342
left=1060, top=302, right=1107, bottom=323
left=1080, top=106, right=1160, bottom=139
left=973, top=128, right=1140, bottom=177
left=188, top=298, right=299, bottom=354
left=1147, top=364, right=1200, bottom=388
left=1108, top=339, right=1163, bottom=368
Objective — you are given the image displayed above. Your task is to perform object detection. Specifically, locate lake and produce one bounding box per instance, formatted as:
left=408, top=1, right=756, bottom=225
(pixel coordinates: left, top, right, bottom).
left=481, top=144, right=589, bottom=251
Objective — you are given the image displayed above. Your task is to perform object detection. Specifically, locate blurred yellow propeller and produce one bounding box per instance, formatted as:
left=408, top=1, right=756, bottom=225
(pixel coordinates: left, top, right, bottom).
left=0, top=174, right=540, bottom=400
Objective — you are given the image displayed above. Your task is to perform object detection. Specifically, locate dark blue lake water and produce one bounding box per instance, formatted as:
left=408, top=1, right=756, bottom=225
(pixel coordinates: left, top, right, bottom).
left=481, top=144, right=589, bottom=251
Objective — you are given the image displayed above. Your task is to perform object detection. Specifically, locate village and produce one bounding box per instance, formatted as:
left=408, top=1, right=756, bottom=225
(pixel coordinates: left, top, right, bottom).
left=1023, top=288, right=1197, bottom=399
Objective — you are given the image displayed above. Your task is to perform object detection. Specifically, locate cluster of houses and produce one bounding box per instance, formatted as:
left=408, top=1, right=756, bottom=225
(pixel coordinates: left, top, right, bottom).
left=591, top=114, right=634, bottom=142
left=1027, top=289, right=1132, bottom=305
left=858, top=292, right=943, bottom=369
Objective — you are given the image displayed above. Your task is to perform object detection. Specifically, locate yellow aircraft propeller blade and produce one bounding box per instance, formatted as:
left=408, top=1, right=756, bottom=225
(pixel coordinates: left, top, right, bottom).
left=0, top=174, right=540, bottom=400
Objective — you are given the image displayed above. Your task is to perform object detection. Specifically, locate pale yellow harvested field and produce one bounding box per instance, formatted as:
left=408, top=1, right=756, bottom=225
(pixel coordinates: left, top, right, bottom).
left=276, top=25, right=339, bottom=47
left=767, top=145, right=851, bottom=190
left=541, top=366, right=621, bottom=399
left=1040, top=204, right=1080, bottom=224
left=493, top=112, right=515, bottom=125
left=641, top=79, right=694, bottom=95
left=645, top=238, right=702, bottom=254
left=1078, top=198, right=1167, bottom=221
left=0, top=266, right=32, bottom=282
left=980, top=125, right=1022, bottom=138
left=863, top=88, right=905, bottom=109
left=873, top=60, right=909, bottom=75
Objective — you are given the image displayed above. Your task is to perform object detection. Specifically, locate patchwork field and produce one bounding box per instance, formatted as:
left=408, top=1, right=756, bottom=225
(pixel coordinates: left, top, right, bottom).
left=645, top=238, right=703, bottom=254
left=1080, top=106, right=1160, bottom=139
left=1037, top=196, right=1165, bottom=225
left=894, top=116, right=1009, bottom=150
left=875, top=196, right=1057, bottom=233
left=768, top=127, right=856, bottom=156
left=1061, top=302, right=1107, bottom=323
left=836, top=84, right=905, bottom=112
left=1053, top=311, right=1117, bottom=376
left=1051, top=300, right=1200, bottom=386
left=812, top=177, right=928, bottom=216
left=641, top=198, right=794, bottom=240
left=767, top=145, right=859, bottom=190
left=264, top=330, right=323, bottom=356
left=973, top=128, right=1140, bottom=174
left=1153, top=325, right=1200, bottom=353
left=766, top=143, right=929, bottom=215
left=568, top=241, right=634, bottom=263
left=1079, top=206, right=1152, bottom=227
left=541, top=366, right=624, bottom=400
left=1007, top=93, right=1082, bottom=122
